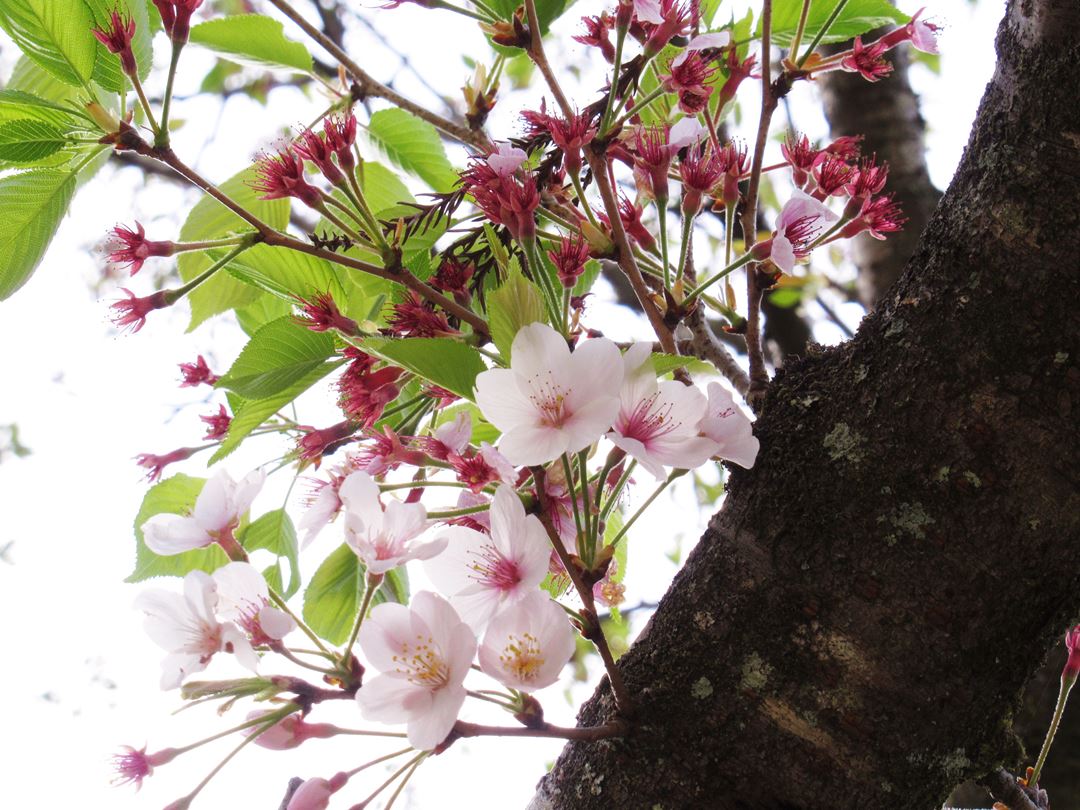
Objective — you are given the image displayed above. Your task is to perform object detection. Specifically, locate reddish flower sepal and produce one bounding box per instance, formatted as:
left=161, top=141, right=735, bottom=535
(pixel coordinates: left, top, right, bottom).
left=252, top=149, right=323, bottom=209
left=92, top=11, right=138, bottom=77
left=840, top=36, right=893, bottom=82
left=152, top=0, right=204, bottom=44
left=107, top=222, right=175, bottom=275
left=134, top=446, right=199, bottom=482
left=111, top=288, right=171, bottom=333
left=178, top=355, right=219, bottom=387
left=200, top=404, right=232, bottom=440
left=293, top=292, right=359, bottom=335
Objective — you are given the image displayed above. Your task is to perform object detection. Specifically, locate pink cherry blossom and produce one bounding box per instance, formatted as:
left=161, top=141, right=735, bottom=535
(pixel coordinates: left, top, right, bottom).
left=1064, top=626, right=1080, bottom=681
left=357, top=591, right=476, bottom=750
left=699, top=383, right=759, bottom=469
left=134, top=571, right=258, bottom=689
left=486, top=142, right=527, bottom=176
left=756, top=190, right=839, bottom=273
left=286, top=773, right=348, bottom=810
left=607, top=344, right=719, bottom=479
left=478, top=592, right=576, bottom=691
left=671, top=31, right=731, bottom=67
left=424, top=486, right=550, bottom=629
left=141, top=468, right=264, bottom=556
left=213, top=562, right=296, bottom=644
left=246, top=711, right=339, bottom=750
left=340, top=471, right=445, bottom=574
left=474, top=322, right=623, bottom=466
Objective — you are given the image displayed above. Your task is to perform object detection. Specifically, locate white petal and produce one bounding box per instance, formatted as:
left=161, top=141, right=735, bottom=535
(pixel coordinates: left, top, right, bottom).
left=423, top=525, right=488, bottom=597
left=510, top=322, right=573, bottom=384
left=192, top=469, right=235, bottom=531
left=407, top=685, right=466, bottom=750
left=498, top=423, right=570, bottom=467
left=770, top=234, right=796, bottom=273
left=434, top=412, right=472, bottom=455
left=357, top=674, right=428, bottom=724
left=339, top=471, right=384, bottom=530
left=259, top=605, right=297, bottom=640
left=359, top=602, right=416, bottom=672
left=212, top=561, right=269, bottom=620
left=474, top=368, right=536, bottom=433
left=633, top=0, right=664, bottom=24
left=141, top=514, right=212, bottom=556
left=563, top=396, right=622, bottom=455
left=669, top=118, right=707, bottom=150
left=159, top=652, right=207, bottom=690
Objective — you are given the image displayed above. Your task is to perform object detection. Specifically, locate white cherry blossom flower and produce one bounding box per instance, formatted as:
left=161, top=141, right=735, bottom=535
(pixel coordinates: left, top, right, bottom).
left=700, top=382, right=759, bottom=469
left=672, top=31, right=732, bottom=67
left=607, top=343, right=719, bottom=478
left=357, top=591, right=476, bottom=750
left=486, top=142, right=527, bottom=176
left=141, top=468, right=264, bottom=556
left=474, top=322, right=623, bottom=466
left=424, top=485, right=550, bottom=630
left=478, top=592, right=576, bottom=692
left=213, top=562, right=296, bottom=644
left=134, top=570, right=257, bottom=690
left=340, top=471, right=445, bottom=574
left=766, top=190, right=839, bottom=273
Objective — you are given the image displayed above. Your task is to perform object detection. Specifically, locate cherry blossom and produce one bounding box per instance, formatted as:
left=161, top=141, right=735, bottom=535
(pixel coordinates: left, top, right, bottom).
left=134, top=570, right=257, bottom=689
left=699, top=383, right=759, bottom=469
left=110, top=745, right=178, bottom=789
left=286, top=773, right=348, bottom=810
left=671, top=31, right=731, bottom=68
left=607, top=343, right=718, bottom=478
left=212, top=562, right=296, bottom=645
left=92, top=10, right=137, bottom=76
left=424, top=485, right=550, bottom=629
left=340, top=471, right=445, bottom=574
left=474, top=322, right=623, bottom=466
left=246, top=711, right=338, bottom=750
left=141, top=468, right=264, bottom=556
left=752, top=189, right=839, bottom=273
left=478, top=592, right=576, bottom=691
left=356, top=591, right=476, bottom=750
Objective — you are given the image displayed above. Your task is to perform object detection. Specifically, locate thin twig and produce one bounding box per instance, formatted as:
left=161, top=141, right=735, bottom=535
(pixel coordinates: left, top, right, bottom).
left=266, top=0, right=489, bottom=149
left=452, top=719, right=627, bottom=741
left=682, top=305, right=751, bottom=396
left=740, top=0, right=779, bottom=409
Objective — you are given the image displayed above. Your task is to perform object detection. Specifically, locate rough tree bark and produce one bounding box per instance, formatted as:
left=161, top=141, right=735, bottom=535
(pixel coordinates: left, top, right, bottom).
left=529, top=2, right=1080, bottom=808
left=817, top=20, right=942, bottom=309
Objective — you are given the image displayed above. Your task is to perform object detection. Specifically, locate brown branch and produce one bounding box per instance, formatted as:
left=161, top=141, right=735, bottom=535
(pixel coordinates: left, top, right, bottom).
left=739, top=0, right=779, bottom=410
left=681, top=305, right=750, bottom=396
left=531, top=466, right=634, bottom=717
left=265, top=0, right=489, bottom=150
left=452, top=720, right=627, bottom=742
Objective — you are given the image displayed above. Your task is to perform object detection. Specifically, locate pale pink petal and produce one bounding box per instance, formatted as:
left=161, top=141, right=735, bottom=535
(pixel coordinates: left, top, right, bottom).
left=231, top=469, right=266, bottom=516
left=633, top=0, right=664, bottom=24
left=141, top=514, right=212, bottom=555
left=423, top=525, right=489, bottom=597
left=338, top=471, right=383, bottom=528
left=408, top=684, right=466, bottom=750
left=298, top=484, right=341, bottom=548
left=191, top=470, right=234, bottom=531
left=286, top=777, right=335, bottom=810
left=487, top=142, right=527, bottom=176
left=159, top=652, right=207, bottom=690
left=498, top=423, right=570, bottom=467
left=510, top=321, right=573, bottom=383
left=358, top=601, right=416, bottom=672
left=258, top=605, right=297, bottom=640
left=669, top=118, right=707, bottom=150
left=222, top=624, right=259, bottom=672
left=770, top=233, right=797, bottom=273
left=212, top=561, right=269, bottom=621
left=609, top=433, right=667, bottom=479
left=562, top=395, right=622, bottom=455
left=434, top=411, right=472, bottom=455
left=357, top=674, right=431, bottom=724
left=672, top=31, right=732, bottom=67
left=474, top=368, right=537, bottom=432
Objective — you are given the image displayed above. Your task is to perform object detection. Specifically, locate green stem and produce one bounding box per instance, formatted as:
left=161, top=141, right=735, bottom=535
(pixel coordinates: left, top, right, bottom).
left=578, top=450, right=594, bottom=564
left=431, top=0, right=492, bottom=22
left=608, top=470, right=685, bottom=547
left=797, top=0, right=850, bottom=67
left=525, top=239, right=565, bottom=332
left=344, top=747, right=415, bottom=778
left=569, top=171, right=601, bottom=230
left=1031, top=676, right=1075, bottom=786
left=606, top=84, right=667, bottom=136
left=130, top=75, right=160, bottom=135
left=684, top=252, right=755, bottom=303
left=600, top=459, right=637, bottom=522
left=657, top=200, right=671, bottom=289
left=268, top=587, right=331, bottom=656
left=342, top=573, right=382, bottom=664
left=171, top=704, right=298, bottom=757
left=428, top=503, right=491, bottom=519
left=675, top=211, right=696, bottom=285
left=601, top=25, right=628, bottom=131
left=166, top=243, right=251, bottom=303
left=561, top=454, right=586, bottom=559
left=177, top=714, right=281, bottom=805
left=789, top=0, right=813, bottom=58
left=156, top=40, right=184, bottom=148
left=378, top=479, right=471, bottom=492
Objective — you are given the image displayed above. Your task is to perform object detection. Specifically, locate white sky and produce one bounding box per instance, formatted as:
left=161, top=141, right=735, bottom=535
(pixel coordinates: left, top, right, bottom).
left=0, top=2, right=1000, bottom=808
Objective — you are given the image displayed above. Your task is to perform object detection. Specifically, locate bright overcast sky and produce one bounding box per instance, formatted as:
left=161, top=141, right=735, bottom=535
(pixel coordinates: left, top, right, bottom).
left=0, top=1, right=1000, bottom=807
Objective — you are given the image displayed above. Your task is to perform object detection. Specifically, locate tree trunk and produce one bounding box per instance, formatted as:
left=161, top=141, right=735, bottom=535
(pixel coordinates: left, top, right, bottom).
left=817, top=18, right=941, bottom=309
left=529, top=2, right=1080, bottom=808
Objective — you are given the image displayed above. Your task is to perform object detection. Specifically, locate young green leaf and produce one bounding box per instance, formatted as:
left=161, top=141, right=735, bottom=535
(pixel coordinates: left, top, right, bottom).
left=0, top=89, right=77, bottom=127
left=0, top=168, right=78, bottom=300
left=240, top=508, right=301, bottom=598
left=0, top=119, right=69, bottom=163
left=126, top=474, right=229, bottom=583
left=302, top=543, right=406, bottom=644
left=220, top=243, right=347, bottom=304
left=218, top=316, right=337, bottom=400
left=764, top=0, right=908, bottom=47
left=488, top=268, right=545, bottom=361
left=189, top=14, right=313, bottom=73
left=209, top=361, right=340, bottom=464
left=366, top=108, right=457, bottom=193
left=177, top=166, right=290, bottom=329
left=0, top=0, right=96, bottom=88
left=361, top=336, right=487, bottom=400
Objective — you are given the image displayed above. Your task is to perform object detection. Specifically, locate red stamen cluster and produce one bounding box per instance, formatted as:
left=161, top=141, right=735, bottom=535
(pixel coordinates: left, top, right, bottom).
left=386, top=291, right=459, bottom=338
left=152, top=0, right=204, bottom=44
left=107, top=222, right=175, bottom=276
left=293, top=292, right=358, bottom=335
left=200, top=405, right=232, bottom=441
left=337, top=350, right=403, bottom=427
left=840, top=37, right=893, bottom=82
left=460, top=157, right=540, bottom=243
left=178, top=355, right=219, bottom=388
left=111, top=289, right=170, bottom=333
left=252, top=149, right=323, bottom=208
left=92, top=11, right=138, bottom=77
left=135, top=446, right=199, bottom=482
left=573, top=13, right=616, bottom=62
left=663, top=52, right=717, bottom=115
left=548, top=235, right=591, bottom=288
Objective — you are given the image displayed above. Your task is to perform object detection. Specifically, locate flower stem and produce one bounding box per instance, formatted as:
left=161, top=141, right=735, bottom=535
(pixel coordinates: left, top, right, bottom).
left=427, top=502, right=491, bottom=519
left=1031, top=676, right=1075, bottom=786
left=609, top=469, right=686, bottom=547
left=683, top=252, right=754, bottom=302
left=345, top=747, right=415, bottom=779
left=601, top=25, right=628, bottom=131
left=561, top=453, right=586, bottom=559
left=268, top=587, right=331, bottom=656
left=156, top=40, right=184, bottom=148
left=797, top=0, right=850, bottom=67
left=789, top=0, right=813, bottom=58
left=342, top=572, right=382, bottom=664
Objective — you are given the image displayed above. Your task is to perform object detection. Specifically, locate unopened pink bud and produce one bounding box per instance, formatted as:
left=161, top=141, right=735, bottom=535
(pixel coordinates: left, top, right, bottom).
left=1063, top=625, right=1080, bottom=682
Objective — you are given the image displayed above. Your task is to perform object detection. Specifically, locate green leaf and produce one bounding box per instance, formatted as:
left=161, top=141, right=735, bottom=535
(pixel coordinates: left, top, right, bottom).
left=177, top=166, right=289, bottom=329
left=7, top=55, right=80, bottom=103
left=210, top=361, right=339, bottom=463
left=488, top=268, right=545, bottom=361
left=220, top=243, right=347, bottom=304
left=0, top=0, right=96, bottom=88
left=302, top=543, right=363, bottom=645
left=302, top=544, right=407, bottom=644
left=366, top=108, right=457, bottom=193
left=359, top=160, right=413, bottom=214
left=126, top=474, right=229, bottom=583
left=85, top=0, right=153, bottom=90
left=0, top=89, right=77, bottom=127
left=361, top=337, right=487, bottom=401
left=0, top=119, right=68, bottom=163
left=189, top=14, right=313, bottom=72
left=218, top=316, right=336, bottom=400
left=240, top=508, right=301, bottom=598
left=236, top=293, right=293, bottom=336
left=764, top=0, right=908, bottom=47
left=768, top=287, right=803, bottom=308
left=0, top=167, right=77, bottom=300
